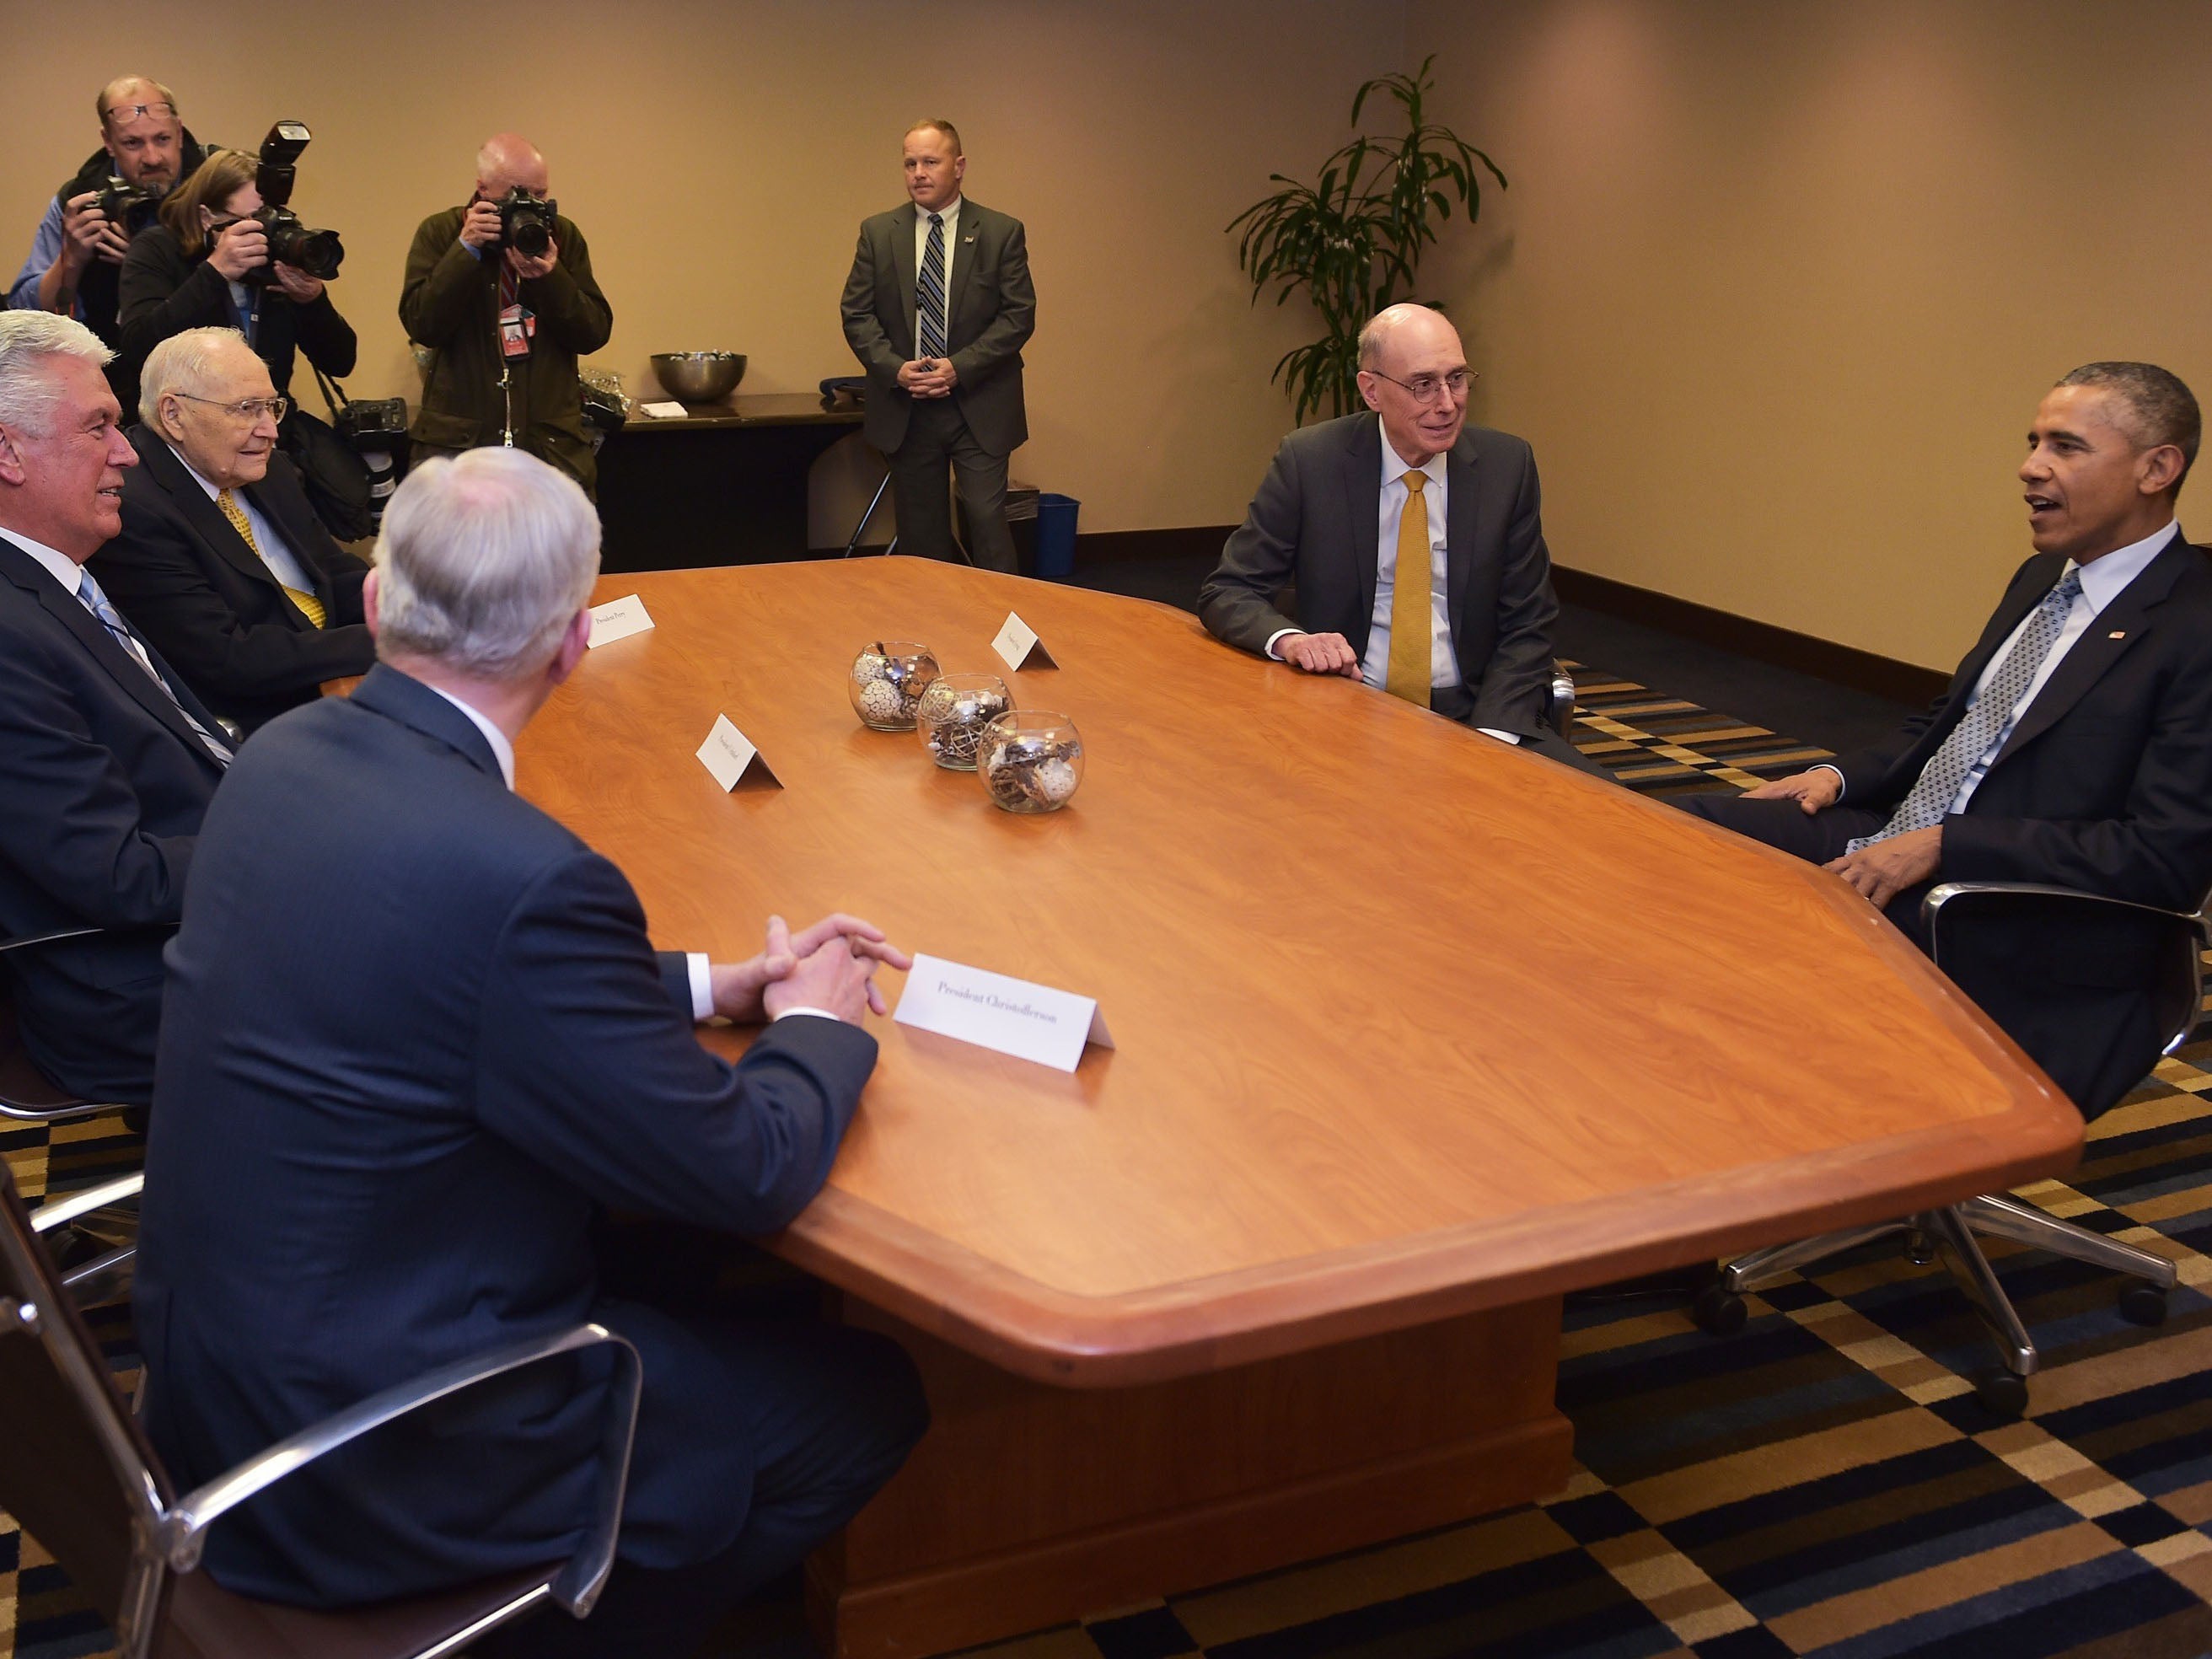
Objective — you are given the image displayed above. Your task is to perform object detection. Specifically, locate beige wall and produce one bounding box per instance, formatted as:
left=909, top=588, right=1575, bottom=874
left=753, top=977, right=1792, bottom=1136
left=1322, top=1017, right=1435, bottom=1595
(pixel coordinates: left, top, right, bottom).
left=1410, top=0, right=2212, bottom=669
left=1, top=1, right=1406, bottom=545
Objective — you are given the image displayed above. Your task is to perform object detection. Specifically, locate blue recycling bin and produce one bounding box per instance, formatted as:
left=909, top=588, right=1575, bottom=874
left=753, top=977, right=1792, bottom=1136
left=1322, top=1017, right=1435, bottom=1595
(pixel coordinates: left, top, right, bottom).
left=1034, top=492, right=1080, bottom=579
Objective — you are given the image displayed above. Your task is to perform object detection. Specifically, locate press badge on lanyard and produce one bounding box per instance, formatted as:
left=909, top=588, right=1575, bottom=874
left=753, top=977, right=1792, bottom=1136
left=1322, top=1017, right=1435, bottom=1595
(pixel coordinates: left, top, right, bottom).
left=499, top=303, right=536, bottom=360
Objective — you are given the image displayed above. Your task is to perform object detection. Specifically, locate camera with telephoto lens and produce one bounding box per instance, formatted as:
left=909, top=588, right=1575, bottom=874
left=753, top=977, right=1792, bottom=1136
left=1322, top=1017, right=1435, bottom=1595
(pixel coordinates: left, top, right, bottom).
left=493, top=188, right=558, bottom=259
left=333, top=395, right=411, bottom=523
left=247, top=120, right=344, bottom=285
left=93, top=174, right=160, bottom=230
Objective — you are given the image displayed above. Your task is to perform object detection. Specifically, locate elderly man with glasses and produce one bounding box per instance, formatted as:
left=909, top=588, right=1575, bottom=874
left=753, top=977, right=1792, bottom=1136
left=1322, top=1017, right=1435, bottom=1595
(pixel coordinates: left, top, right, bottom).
left=94, top=325, right=373, bottom=733
left=1200, top=303, right=1598, bottom=774
left=8, top=78, right=217, bottom=396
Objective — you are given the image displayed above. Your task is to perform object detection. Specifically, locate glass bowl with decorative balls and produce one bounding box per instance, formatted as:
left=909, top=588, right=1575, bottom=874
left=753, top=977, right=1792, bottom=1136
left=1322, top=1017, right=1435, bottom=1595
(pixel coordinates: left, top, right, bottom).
left=848, top=641, right=940, bottom=731
left=915, top=672, right=1012, bottom=770
left=977, top=711, right=1084, bottom=813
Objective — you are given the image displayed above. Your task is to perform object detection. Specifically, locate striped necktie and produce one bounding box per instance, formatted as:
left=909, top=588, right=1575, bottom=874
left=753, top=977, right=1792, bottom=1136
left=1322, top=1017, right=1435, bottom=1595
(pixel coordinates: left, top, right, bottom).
left=217, top=488, right=325, bottom=627
left=1846, top=568, right=2084, bottom=851
left=917, top=212, right=950, bottom=361
left=1385, top=470, right=1433, bottom=707
left=75, top=568, right=231, bottom=766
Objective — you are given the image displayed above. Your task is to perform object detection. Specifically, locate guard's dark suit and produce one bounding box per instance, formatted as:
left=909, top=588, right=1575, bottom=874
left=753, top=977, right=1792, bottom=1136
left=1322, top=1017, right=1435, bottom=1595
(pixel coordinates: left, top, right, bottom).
left=1685, top=531, right=2212, bottom=1116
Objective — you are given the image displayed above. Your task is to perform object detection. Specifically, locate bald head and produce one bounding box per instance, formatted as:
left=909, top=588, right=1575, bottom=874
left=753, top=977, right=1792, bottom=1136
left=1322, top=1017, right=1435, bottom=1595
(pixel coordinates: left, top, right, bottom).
left=1357, top=303, right=1462, bottom=373
left=475, top=133, right=549, bottom=199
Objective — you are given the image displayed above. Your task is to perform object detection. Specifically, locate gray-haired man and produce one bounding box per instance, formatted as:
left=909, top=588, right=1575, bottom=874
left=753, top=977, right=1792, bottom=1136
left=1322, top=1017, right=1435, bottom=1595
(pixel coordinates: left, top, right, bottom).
left=137, top=447, right=927, bottom=1658
left=0, top=309, right=227, bottom=1108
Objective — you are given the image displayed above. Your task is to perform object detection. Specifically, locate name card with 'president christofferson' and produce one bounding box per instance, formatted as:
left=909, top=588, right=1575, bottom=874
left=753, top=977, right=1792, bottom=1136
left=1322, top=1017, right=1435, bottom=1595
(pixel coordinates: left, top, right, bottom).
left=894, top=953, right=1114, bottom=1072
left=695, top=713, right=781, bottom=791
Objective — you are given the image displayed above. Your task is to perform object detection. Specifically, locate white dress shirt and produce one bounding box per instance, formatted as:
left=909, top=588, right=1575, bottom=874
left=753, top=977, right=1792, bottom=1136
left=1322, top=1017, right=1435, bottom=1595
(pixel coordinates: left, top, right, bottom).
left=421, top=683, right=835, bottom=1027
left=177, top=449, right=319, bottom=598
left=911, top=196, right=962, bottom=353
left=1822, top=520, right=2180, bottom=813
left=1264, top=421, right=1521, bottom=744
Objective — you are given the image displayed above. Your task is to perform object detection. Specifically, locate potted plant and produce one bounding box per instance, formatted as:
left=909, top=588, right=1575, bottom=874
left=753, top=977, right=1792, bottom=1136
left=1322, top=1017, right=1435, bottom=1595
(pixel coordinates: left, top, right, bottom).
left=1228, top=56, right=1506, bottom=423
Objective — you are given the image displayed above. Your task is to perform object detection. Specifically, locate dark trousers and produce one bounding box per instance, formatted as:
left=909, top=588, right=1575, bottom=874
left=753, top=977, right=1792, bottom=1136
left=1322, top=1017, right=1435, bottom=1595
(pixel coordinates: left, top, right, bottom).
left=888, top=397, right=1017, bottom=572
left=1429, top=683, right=1613, bottom=781
left=479, top=1276, right=926, bottom=1658
left=1675, top=793, right=1924, bottom=936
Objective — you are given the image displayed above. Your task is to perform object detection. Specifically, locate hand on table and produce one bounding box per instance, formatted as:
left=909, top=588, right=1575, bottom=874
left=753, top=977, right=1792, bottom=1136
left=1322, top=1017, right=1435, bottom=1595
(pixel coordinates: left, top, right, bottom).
left=711, top=912, right=913, bottom=1024
left=1276, top=631, right=1363, bottom=678
left=1739, top=767, right=1842, bottom=813
left=1824, top=825, right=1941, bottom=909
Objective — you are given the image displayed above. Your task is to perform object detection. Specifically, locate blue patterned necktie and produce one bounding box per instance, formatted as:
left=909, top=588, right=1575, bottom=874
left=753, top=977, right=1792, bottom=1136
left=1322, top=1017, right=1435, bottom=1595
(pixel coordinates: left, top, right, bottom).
left=76, top=568, right=232, bottom=767
left=1846, top=568, right=2083, bottom=851
left=917, top=212, right=949, bottom=361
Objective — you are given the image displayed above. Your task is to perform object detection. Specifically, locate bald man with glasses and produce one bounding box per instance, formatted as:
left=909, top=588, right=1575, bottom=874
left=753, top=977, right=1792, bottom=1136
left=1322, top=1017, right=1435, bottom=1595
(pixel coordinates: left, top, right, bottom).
left=95, top=327, right=372, bottom=733
left=1200, top=303, right=1599, bottom=775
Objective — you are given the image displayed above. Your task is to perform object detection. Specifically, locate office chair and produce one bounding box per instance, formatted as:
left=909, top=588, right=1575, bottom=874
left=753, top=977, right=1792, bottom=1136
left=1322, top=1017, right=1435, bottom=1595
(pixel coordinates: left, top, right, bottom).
left=0, top=1156, right=644, bottom=1659
left=1548, top=664, right=1576, bottom=738
left=1695, top=879, right=2199, bottom=1416
left=0, top=927, right=135, bottom=1124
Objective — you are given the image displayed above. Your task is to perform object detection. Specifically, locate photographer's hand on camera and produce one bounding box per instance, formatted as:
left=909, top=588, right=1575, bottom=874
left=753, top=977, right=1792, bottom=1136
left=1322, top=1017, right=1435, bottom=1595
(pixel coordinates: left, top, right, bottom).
left=207, top=217, right=268, bottom=282
left=56, top=193, right=129, bottom=274
left=268, top=262, right=325, bottom=303
left=458, top=198, right=503, bottom=253
left=502, top=239, right=557, bottom=283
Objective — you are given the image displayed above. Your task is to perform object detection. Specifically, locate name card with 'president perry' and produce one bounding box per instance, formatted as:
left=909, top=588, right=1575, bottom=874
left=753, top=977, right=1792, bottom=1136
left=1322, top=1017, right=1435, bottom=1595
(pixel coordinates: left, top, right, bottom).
left=587, top=593, right=654, bottom=647
left=894, top=953, right=1114, bottom=1072
left=695, top=713, right=781, bottom=791
left=991, top=611, right=1058, bottom=671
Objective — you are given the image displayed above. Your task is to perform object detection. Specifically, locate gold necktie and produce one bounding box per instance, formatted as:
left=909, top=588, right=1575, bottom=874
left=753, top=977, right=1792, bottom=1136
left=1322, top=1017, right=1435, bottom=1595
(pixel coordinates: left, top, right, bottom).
left=1385, top=470, right=1432, bottom=707
left=217, top=487, right=325, bottom=628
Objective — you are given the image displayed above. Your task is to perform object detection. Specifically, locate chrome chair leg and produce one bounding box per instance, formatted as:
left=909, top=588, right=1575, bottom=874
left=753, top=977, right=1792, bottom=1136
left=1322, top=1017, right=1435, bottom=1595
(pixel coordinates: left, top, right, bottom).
left=1959, top=1193, right=2178, bottom=1289
left=1922, top=1205, right=2038, bottom=1380
left=1720, top=1220, right=1911, bottom=1293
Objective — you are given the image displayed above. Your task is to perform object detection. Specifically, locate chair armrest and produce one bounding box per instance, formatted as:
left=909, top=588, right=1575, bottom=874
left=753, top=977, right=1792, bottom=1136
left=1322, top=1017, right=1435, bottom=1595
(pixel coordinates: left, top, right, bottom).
left=1923, top=880, right=2209, bottom=940
left=159, top=1321, right=643, bottom=1617
left=0, top=926, right=105, bottom=957
left=30, top=1173, right=143, bottom=1235
left=1548, top=664, right=1576, bottom=738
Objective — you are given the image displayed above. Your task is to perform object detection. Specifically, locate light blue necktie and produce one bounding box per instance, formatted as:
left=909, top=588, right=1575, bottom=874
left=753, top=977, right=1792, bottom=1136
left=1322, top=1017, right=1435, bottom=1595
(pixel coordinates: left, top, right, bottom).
left=917, top=212, right=949, bottom=361
left=1846, top=569, right=2083, bottom=851
left=76, top=568, right=231, bottom=767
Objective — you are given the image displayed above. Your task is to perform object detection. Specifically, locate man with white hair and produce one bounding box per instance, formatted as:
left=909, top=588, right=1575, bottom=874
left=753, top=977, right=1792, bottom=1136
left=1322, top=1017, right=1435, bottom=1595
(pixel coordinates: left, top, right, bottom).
left=96, top=326, right=373, bottom=733
left=400, top=132, right=612, bottom=494
left=136, top=447, right=926, bottom=1656
left=0, top=309, right=228, bottom=1108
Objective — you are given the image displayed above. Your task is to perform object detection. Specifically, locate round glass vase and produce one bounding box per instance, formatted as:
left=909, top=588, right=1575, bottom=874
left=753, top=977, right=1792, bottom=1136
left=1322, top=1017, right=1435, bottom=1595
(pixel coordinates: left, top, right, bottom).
left=977, top=711, right=1085, bottom=813
left=915, top=673, right=1012, bottom=770
left=848, top=641, right=940, bottom=732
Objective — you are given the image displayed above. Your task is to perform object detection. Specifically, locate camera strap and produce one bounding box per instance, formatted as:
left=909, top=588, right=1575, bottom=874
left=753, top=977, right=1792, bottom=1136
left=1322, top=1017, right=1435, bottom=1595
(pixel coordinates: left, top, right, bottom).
left=312, top=364, right=350, bottom=422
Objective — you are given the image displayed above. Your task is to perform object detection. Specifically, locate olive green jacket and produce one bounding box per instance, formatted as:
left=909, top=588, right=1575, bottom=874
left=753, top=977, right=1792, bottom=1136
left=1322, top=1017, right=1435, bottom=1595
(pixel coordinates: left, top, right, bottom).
left=399, top=206, right=613, bottom=493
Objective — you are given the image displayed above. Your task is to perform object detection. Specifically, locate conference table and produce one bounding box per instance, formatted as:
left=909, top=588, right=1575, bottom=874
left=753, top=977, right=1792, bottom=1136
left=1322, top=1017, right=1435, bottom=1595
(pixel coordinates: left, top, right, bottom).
left=517, top=557, right=2083, bottom=1657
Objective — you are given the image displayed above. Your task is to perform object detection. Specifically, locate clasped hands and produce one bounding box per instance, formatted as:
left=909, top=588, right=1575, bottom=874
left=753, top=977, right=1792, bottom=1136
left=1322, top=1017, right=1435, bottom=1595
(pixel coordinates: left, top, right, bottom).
left=709, top=912, right=912, bottom=1027
left=1739, top=769, right=1941, bottom=908
left=897, top=357, right=958, bottom=399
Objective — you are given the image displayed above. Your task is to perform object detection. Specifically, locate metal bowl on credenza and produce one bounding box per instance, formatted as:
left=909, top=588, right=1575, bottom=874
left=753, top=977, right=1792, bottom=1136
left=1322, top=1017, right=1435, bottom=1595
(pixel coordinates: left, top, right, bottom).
left=649, top=352, right=747, bottom=404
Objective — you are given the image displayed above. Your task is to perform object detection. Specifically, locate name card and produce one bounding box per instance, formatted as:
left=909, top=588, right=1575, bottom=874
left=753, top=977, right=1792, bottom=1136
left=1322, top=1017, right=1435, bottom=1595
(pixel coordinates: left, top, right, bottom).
left=695, top=713, right=781, bottom=791
left=894, top=953, right=1113, bottom=1073
left=587, top=593, right=654, bottom=647
left=639, top=400, right=688, bottom=420
left=991, top=610, right=1058, bottom=671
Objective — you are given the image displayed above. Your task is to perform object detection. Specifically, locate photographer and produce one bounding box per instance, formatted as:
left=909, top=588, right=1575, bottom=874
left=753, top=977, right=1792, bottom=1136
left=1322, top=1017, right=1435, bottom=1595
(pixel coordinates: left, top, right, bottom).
left=8, top=76, right=217, bottom=408
left=116, top=148, right=356, bottom=405
left=400, top=132, right=611, bottom=495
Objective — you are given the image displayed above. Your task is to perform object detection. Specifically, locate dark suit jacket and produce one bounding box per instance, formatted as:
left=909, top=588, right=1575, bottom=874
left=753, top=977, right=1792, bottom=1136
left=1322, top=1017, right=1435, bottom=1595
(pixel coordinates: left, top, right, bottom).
left=135, top=665, right=882, bottom=1606
left=0, top=534, right=225, bottom=1103
left=840, top=198, right=1034, bottom=457
left=94, top=431, right=373, bottom=733
left=1835, top=532, right=2212, bottom=1115
left=1197, top=412, right=1563, bottom=739
left=115, top=223, right=358, bottom=399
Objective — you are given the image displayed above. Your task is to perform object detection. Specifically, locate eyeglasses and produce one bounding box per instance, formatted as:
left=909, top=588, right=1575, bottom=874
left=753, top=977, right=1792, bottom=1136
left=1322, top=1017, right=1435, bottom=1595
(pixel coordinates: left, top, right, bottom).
left=103, top=101, right=177, bottom=126
left=1366, top=368, right=1475, bottom=405
left=171, top=392, right=288, bottom=424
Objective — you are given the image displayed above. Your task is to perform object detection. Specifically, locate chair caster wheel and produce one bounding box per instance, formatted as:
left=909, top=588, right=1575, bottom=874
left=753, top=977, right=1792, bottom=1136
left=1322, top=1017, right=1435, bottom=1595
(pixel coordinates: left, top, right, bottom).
left=1905, top=1229, right=1938, bottom=1267
left=2119, top=1283, right=2170, bottom=1327
left=1973, top=1368, right=2029, bottom=1417
left=1692, top=1284, right=1747, bottom=1336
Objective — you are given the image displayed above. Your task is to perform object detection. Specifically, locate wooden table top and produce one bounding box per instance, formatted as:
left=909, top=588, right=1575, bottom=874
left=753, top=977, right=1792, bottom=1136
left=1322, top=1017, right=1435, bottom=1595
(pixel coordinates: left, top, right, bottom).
left=618, top=391, right=864, bottom=432
left=518, top=558, right=2083, bottom=1385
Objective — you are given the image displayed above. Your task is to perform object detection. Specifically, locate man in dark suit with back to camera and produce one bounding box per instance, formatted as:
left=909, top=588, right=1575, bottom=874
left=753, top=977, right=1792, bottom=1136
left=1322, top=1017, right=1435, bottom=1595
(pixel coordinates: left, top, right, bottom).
left=95, top=326, right=373, bottom=733
left=135, top=448, right=927, bottom=1658
left=1200, top=303, right=1600, bottom=775
left=841, top=118, right=1034, bottom=572
left=0, top=311, right=228, bottom=1109
left=1684, top=362, right=2212, bottom=1119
